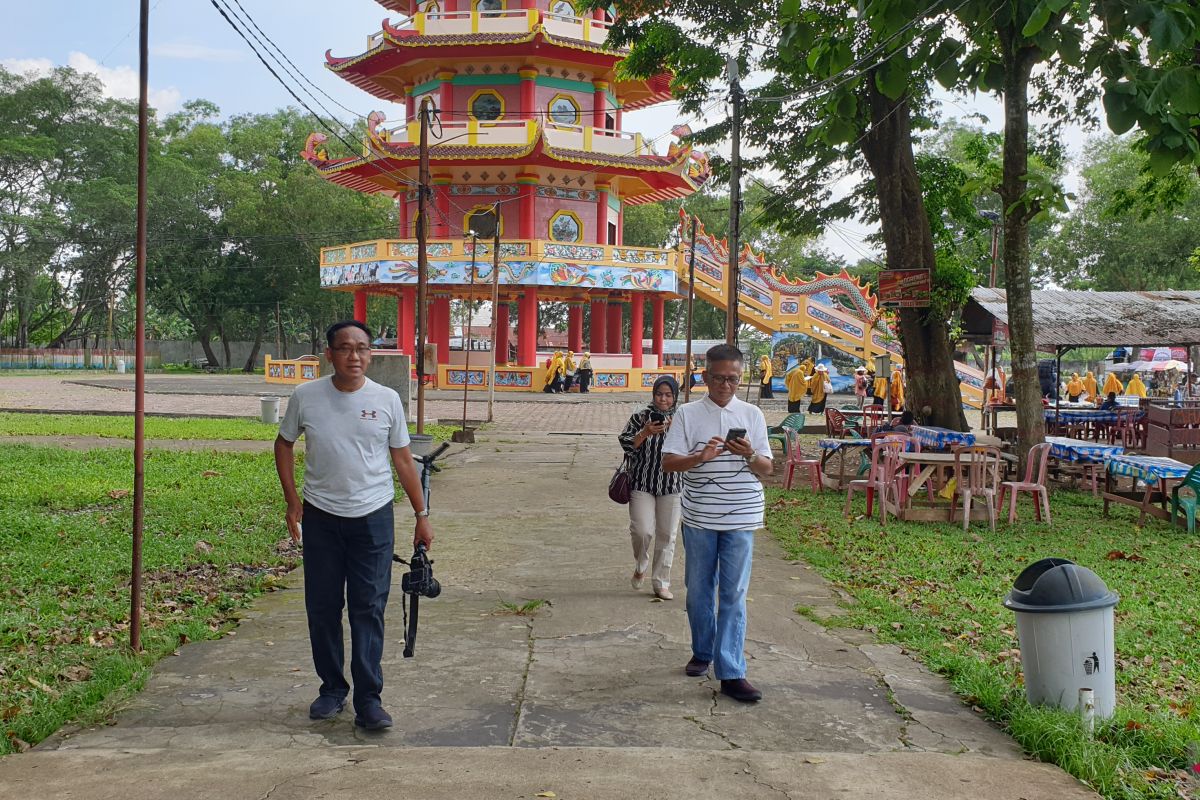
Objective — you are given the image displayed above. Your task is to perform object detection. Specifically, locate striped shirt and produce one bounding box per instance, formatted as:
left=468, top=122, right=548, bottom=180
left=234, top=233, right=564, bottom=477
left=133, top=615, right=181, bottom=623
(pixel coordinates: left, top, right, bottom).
left=661, top=395, right=772, bottom=531
left=618, top=406, right=682, bottom=497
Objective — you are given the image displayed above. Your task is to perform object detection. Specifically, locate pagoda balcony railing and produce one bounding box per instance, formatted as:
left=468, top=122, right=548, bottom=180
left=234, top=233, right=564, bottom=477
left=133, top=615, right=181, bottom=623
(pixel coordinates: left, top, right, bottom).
left=369, top=9, right=611, bottom=47
left=320, top=238, right=677, bottom=272
left=381, top=118, right=647, bottom=157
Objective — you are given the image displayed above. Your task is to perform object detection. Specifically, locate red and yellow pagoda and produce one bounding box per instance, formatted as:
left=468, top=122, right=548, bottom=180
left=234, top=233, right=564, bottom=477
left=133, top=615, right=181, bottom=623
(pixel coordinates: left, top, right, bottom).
left=307, top=0, right=711, bottom=390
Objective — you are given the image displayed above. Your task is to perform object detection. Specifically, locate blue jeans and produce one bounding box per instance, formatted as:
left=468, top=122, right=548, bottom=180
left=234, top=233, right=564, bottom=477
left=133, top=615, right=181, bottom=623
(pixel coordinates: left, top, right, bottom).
left=302, top=501, right=394, bottom=713
left=682, top=525, right=754, bottom=680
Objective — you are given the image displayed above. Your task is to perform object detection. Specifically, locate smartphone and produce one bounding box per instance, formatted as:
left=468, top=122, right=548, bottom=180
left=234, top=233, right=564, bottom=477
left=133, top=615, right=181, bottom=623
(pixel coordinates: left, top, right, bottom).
left=649, top=410, right=666, bottom=424
left=725, top=427, right=747, bottom=444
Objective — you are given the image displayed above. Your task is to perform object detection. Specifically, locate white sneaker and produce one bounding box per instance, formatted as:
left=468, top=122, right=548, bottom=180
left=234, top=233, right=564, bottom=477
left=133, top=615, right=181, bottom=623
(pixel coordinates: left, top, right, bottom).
left=631, top=571, right=645, bottom=589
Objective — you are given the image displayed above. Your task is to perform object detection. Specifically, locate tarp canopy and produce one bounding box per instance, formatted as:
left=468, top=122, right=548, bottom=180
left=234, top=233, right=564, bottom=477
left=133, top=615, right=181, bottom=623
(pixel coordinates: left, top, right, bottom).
left=962, top=288, right=1200, bottom=349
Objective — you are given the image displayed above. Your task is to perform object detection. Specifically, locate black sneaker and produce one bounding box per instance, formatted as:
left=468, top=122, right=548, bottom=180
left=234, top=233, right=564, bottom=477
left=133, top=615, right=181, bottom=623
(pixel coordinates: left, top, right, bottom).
left=684, top=657, right=710, bottom=677
left=354, top=705, right=394, bottom=730
left=308, top=695, right=346, bottom=720
left=720, top=678, right=762, bottom=703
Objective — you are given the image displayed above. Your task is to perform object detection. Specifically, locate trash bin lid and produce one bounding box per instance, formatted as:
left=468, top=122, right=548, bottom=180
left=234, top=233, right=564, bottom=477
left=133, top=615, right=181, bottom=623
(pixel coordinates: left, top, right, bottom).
left=1004, top=559, right=1118, bottom=613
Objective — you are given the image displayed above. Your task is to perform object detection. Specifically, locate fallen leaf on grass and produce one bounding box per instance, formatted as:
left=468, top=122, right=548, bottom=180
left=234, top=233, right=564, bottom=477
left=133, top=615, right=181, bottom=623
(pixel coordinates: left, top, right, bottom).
left=107, top=489, right=130, bottom=500
left=1, top=706, right=19, bottom=721
left=5, top=733, right=30, bottom=752
left=1125, top=720, right=1145, bottom=731
left=58, top=665, right=93, bottom=682
left=194, top=540, right=213, bottom=554
left=1105, top=550, right=1146, bottom=562
left=26, top=676, right=59, bottom=696
left=201, top=470, right=222, bottom=478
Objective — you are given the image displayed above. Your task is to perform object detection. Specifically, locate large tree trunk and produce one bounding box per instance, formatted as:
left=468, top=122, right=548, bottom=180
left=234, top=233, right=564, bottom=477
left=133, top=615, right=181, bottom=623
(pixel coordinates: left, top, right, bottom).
left=243, top=312, right=267, bottom=372
left=859, top=80, right=968, bottom=430
left=999, top=36, right=1046, bottom=458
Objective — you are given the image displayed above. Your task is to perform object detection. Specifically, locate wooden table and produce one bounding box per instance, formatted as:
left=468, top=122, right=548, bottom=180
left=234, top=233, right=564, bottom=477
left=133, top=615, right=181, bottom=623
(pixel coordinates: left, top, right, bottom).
left=1102, top=454, right=1191, bottom=526
left=817, top=438, right=871, bottom=489
left=883, top=451, right=1015, bottom=522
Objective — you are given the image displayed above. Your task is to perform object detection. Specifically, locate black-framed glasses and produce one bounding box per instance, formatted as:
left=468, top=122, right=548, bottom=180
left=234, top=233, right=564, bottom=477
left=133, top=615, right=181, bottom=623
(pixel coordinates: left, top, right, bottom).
left=332, top=345, right=372, bottom=357
left=707, top=374, right=740, bottom=386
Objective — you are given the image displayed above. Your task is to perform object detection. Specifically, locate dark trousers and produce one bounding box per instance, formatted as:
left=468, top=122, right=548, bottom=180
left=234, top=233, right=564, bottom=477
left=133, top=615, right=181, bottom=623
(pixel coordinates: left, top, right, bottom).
left=302, top=501, right=394, bottom=713
left=578, top=369, right=592, bottom=392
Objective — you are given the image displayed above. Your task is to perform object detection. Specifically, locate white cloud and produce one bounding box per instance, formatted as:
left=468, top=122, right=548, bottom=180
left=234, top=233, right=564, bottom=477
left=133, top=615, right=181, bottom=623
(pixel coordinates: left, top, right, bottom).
left=1, top=52, right=182, bottom=113
left=151, top=42, right=243, bottom=63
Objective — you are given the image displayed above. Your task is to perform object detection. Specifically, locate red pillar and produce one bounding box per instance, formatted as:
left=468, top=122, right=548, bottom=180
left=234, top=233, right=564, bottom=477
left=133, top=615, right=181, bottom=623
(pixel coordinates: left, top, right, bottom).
left=595, top=181, right=610, bottom=246
left=518, top=290, right=538, bottom=366
left=400, top=287, right=416, bottom=355
left=519, top=68, right=537, bottom=120
left=398, top=195, right=409, bottom=238
left=629, top=294, right=644, bottom=368
left=437, top=70, right=455, bottom=115
left=404, top=86, right=415, bottom=122
left=494, top=301, right=510, bottom=365
left=434, top=296, right=452, bottom=364
left=606, top=300, right=622, bottom=354
left=517, top=173, right=538, bottom=239
left=589, top=297, right=607, bottom=353
left=651, top=294, right=665, bottom=364
left=567, top=303, right=584, bottom=353
left=353, top=290, right=367, bottom=324
left=592, top=80, right=607, bottom=130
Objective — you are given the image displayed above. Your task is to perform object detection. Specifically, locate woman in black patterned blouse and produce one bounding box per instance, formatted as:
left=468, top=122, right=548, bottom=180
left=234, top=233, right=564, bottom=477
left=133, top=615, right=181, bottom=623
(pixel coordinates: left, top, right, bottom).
left=618, top=375, right=683, bottom=600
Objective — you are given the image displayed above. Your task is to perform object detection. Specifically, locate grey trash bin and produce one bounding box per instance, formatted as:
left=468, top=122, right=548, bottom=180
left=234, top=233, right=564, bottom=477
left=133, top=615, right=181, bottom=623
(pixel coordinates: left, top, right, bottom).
left=260, top=396, right=281, bottom=425
left=408, top=433, right=434, bottom=458
left=1004, top=558, right=1119, bottom=718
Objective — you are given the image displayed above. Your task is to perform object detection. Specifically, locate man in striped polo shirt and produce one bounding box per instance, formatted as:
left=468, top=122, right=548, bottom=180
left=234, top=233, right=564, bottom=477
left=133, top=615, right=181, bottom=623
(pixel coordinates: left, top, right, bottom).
left=661, top=344, right=773, bottom=703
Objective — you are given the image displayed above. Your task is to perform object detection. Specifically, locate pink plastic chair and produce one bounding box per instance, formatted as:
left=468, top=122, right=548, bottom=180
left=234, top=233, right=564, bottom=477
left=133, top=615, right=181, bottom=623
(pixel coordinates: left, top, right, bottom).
left=844, top=439, right=904, bottom=518
left=783, top=429, right=822, bottom=492
left=948, top=445, right=1004, bottom=532
left=998, top=442, right=1052, bottom=524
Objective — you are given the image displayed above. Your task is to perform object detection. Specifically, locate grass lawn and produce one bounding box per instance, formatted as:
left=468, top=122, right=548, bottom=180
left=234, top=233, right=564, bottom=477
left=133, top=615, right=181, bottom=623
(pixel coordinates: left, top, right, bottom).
left=766, top=476, right=1200, bottom=799
left=0, top=412, right=461, bottom=443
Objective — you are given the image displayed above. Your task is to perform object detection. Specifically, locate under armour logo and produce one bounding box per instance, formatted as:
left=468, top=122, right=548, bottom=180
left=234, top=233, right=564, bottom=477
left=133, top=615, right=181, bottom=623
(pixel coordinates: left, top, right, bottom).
left=360, top=409, right=377, bottom=420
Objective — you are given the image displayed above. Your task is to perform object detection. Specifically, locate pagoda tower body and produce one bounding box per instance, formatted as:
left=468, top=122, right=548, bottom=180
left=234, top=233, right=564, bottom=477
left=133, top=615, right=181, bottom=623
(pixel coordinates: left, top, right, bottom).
left=306, top=0, right=710, bottom=391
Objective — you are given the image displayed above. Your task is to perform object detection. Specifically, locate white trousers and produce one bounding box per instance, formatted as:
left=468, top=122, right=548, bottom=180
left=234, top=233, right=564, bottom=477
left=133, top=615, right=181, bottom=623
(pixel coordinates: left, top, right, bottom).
left=628, top=490, right=681, bottom=590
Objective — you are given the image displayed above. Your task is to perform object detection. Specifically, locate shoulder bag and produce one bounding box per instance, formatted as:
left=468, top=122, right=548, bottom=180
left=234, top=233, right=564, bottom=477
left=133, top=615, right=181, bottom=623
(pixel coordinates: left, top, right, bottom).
left=608, top=455, right=633, bottom=504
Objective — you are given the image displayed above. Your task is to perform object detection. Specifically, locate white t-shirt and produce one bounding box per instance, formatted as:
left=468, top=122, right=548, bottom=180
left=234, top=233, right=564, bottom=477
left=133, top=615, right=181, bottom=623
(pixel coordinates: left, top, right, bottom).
left=278, top=376, right=411, bottom=517
left=661, top=395, right=772, bottom=531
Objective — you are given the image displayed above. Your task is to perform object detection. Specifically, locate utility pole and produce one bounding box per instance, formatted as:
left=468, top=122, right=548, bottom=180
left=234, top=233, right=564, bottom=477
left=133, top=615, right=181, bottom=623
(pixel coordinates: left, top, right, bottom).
left=416, top=96, right=433, bottom=435
left=487, top=205, right=501, bottom=423
left=683, top=215, right=697, bottom=403
left=131, top=0, right=150, bottom=653
left=725, top=55, right=743, bottom=348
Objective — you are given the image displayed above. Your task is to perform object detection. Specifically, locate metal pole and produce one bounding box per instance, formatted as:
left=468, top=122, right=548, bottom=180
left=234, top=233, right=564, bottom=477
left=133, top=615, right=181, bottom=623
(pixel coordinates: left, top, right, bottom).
left=461, top=232, right=477, bottom=432
left=683, top=216, right=697, bottom=403
left=725, top=56, right=742, bottom=346
left=1054, top=346, right=1063, bottom=435
left=487, top=211, right=501, bottom=423
left=130, top=0, right=150, bottom=653
left=416, top=97, right=432, bottom=435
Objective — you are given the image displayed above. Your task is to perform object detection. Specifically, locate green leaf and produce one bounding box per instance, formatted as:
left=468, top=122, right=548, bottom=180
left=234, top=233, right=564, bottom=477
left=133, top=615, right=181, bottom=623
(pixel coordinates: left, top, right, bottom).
left=1102, top=88, right=1137, bottom=135
left=1147, top=148, right=1179, bottom=177
left=875, top=55, right=910, bottom=101
left=1022, top=1, right=1053, bottom=37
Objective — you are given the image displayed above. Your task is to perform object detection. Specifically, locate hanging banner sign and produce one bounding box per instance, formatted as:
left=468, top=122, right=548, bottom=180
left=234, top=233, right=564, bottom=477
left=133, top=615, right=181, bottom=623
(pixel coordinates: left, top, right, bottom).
left=877, top=270, right=932, bottom=308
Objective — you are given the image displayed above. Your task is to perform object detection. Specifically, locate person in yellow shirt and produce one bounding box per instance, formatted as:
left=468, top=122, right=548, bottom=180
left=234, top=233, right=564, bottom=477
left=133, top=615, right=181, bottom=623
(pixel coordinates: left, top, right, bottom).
left=807, top=364, right=830, bottom=413
left=543, top=351, right=565, bottom=393
left=1101, top=371, right=1124, bottom=397
left=1065, top=372, right=1084, bottom=402
left=872, top=371, right=888, bottom=406
left=784, top=361, right=808, bottom=413
left=563, top=350, right=577, bottom=392
left=1082, top=370, right=1099, bottom=402
left=890, top=366, right=905, bottom=411
left=758, top=354, right=774, bottom=399
left=1126, top=372, right=1148, bottom=398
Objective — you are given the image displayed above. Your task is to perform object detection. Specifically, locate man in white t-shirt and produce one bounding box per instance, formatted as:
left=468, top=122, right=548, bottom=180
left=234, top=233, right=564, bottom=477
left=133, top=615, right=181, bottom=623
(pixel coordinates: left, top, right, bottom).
left=274, top=321, right=433, bottom=730
left=662, top=344, right=773, bottom=703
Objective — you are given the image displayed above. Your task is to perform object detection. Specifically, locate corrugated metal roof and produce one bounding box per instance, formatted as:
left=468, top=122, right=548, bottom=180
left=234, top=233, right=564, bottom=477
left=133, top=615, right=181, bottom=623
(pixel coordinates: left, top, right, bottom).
left=963, top=288, right=1200, bottom=348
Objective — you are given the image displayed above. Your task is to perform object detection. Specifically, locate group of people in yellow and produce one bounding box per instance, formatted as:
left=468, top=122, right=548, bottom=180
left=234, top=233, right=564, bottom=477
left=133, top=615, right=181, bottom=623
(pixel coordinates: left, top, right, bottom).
left=1062, top=369, right=1146, bottom=403
left=542, top=350, right=592, bottom=393
left=770, top=356, right=906, bottom=415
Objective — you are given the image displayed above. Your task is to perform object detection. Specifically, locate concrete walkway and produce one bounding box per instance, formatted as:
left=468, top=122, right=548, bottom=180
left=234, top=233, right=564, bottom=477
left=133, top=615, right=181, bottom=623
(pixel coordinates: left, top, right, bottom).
left=0, top=431, right=1095, bottom=799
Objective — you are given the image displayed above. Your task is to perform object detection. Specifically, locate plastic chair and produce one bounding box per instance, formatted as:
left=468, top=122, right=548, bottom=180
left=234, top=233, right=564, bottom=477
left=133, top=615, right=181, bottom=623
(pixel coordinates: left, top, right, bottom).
left=877, top=444, right=916, bottom=527
left=826, top=408, right=860, bottom=439
left=998, top=442, right=1052, bottom=524
left=844, top=439, right=904, bottom=518
left=861, top=404, right=885, bottom=437
left=768, top=412, right=806, bottom=454
left=948, top=445, right=1004, bottom=532
left=783, top=428, right=822, bottom=492
left=1171, top=464, right=1200, bottom=533
left=1108, top=408, right=1140, bottom=449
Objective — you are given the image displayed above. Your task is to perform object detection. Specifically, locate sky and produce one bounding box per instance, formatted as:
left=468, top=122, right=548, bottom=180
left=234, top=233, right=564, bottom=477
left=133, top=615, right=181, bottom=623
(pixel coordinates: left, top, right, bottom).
left=2, top=0, right=1095, bottom=265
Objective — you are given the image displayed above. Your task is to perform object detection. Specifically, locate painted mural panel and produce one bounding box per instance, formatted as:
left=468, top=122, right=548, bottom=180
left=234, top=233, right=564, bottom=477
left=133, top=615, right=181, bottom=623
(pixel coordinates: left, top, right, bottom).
left=321, top=260, right=677, bottom=293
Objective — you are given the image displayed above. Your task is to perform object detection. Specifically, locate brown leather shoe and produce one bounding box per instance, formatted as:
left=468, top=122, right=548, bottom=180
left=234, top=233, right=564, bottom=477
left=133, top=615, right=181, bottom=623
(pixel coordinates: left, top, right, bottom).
left=720, top=678, right=762, bottom=702
left=684, top=657, right=710, bottom=677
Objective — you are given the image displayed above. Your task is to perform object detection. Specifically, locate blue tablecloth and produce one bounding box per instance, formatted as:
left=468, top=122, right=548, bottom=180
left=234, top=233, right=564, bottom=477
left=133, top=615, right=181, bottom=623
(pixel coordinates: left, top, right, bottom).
left=818, top=437, right=869, bottom=451
left=1105, top=455, right=1191, bottom=482
left=1044, top=409, right=1144, bottom=425
left=1045, top=436, right=1124, bottom=463
left=912, top=426, right=976, bottom=450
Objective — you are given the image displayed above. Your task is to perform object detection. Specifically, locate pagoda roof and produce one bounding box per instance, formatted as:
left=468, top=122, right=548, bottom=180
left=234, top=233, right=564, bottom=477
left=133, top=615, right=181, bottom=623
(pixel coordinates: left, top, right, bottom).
left=303, top=122, right=709, bottom=204
left=325, top=16, right=671, bottom=110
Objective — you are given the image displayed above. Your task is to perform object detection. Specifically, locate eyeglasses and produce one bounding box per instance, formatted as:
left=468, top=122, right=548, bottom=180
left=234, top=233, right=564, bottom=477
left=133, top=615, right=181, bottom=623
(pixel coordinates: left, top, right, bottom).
left=707, top=374, right=741, bottom=386
left=331, top=345, right=372, bottom=357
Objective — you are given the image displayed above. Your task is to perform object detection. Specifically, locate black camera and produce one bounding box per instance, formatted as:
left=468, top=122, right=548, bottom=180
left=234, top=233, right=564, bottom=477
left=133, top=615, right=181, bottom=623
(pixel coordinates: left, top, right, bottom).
left=400, top=543, right=440, bottom=599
